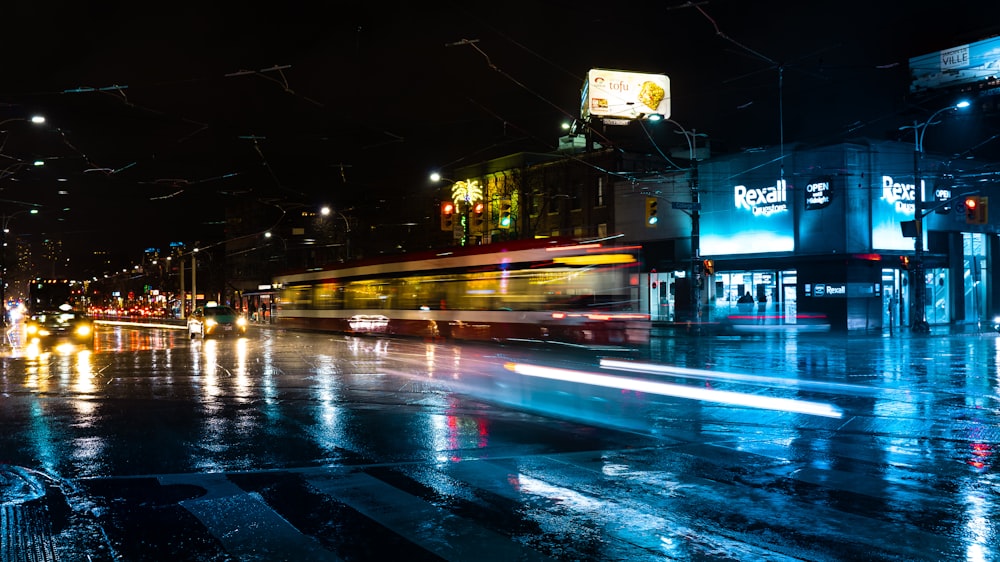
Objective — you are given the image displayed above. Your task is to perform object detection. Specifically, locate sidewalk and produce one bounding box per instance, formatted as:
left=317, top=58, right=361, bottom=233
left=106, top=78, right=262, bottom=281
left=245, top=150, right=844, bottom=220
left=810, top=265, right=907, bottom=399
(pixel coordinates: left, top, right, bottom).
left=650, top=319, right=997, bottom=338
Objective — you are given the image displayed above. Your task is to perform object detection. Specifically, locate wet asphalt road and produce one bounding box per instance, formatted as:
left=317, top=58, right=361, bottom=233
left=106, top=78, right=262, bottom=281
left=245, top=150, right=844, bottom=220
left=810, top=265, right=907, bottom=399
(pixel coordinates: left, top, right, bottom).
left=1, top=320, right=999, bottom=561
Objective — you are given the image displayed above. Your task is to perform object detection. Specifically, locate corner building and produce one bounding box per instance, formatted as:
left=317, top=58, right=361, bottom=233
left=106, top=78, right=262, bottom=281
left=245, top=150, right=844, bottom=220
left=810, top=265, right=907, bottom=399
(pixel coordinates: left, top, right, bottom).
left=626, top=139, right=995, bottom=332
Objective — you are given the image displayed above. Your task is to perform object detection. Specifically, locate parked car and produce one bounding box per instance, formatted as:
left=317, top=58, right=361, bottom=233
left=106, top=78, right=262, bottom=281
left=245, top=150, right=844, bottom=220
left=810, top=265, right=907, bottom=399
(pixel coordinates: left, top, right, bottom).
left=187, top=304, right=248, bottom=339
left=24, top=304, right=95, bottom=349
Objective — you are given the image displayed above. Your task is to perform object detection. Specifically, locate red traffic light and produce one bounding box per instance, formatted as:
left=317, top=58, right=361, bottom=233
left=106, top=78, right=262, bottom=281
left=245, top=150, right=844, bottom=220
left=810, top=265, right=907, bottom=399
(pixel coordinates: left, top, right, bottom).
left=965, top=195, right=987, bottom=224
left=440, top=201, right=456, bottom=231
left=472, top=202, right=484, bottom=214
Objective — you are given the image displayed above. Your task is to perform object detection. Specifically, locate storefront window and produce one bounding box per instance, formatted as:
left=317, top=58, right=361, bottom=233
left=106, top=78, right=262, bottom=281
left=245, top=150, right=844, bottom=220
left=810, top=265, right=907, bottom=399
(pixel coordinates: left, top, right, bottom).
left=964, top=233, right=987, bottom=326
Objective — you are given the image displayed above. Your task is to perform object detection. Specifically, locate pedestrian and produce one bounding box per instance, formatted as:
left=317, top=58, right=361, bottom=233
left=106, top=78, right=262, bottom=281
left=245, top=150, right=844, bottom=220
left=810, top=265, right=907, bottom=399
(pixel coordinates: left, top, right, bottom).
left=738, top=291, right=753, bottom=314
left=757, top=293, right=767, bottom=324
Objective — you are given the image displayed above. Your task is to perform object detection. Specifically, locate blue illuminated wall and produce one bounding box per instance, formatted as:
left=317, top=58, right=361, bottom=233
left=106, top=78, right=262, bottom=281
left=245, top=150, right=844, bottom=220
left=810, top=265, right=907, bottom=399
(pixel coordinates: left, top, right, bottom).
left=868, top=144, right=927, bottom=251
left=700, top=148, right=795, bottom=255
left=671, top=141, right=957, bottom=260
left=695, top=141, right=953, bottom=258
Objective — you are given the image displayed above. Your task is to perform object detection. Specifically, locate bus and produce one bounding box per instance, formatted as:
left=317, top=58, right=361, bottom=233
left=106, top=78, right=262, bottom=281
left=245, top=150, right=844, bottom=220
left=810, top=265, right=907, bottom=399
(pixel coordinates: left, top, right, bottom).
left=271, top=237, right=649, bottom=346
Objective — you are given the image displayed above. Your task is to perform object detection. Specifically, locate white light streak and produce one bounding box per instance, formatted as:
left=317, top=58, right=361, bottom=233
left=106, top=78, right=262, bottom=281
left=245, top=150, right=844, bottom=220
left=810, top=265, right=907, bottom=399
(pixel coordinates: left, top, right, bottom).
left=505, top=362, right=843, bottom=418
left=600, top=358, right=878, bottom=395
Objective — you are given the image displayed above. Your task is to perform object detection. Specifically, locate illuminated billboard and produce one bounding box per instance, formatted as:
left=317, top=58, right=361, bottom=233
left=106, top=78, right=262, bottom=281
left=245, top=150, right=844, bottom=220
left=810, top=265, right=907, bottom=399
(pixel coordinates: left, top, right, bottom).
left=909, top=36, right=1000, bottom=93
left=873, top=174, right=925, bottom=251
left=580, top=69, right=670, bottom=121
left=701, top=174, right=795, bottom=256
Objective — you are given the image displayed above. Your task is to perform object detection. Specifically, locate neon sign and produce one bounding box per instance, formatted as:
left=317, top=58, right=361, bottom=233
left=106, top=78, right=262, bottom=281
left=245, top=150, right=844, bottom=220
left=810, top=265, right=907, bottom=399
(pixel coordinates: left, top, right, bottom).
left=881, top=175, right=924, bottom=214
left=805, top=177, right=832, bottom=210
left=734, top=179, right=788, bottom=216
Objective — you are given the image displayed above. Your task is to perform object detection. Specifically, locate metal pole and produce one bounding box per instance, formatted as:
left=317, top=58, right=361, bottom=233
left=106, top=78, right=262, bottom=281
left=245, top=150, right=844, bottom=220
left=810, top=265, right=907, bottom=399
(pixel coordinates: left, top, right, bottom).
left=691, top=147, right=701, bottom=331
left=179, top=258, right=185, bottom=319
left=662, top=118, right=708, bottom=331
left=191, top=252, right=197, bottom=314
left=901, top=101, right=968, bottom=334
left=911, top=131, right=930, bottom=334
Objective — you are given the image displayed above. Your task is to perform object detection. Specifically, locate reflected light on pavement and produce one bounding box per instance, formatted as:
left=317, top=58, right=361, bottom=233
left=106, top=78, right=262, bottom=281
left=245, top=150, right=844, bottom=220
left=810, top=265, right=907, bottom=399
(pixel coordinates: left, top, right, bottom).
left=504, top=362, right=843, bottom=418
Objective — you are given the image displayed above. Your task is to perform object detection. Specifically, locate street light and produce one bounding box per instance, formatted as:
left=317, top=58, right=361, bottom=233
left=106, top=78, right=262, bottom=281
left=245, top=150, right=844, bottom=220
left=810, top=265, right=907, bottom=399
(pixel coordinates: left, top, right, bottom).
left=649, top=116, right=708, bottom=329
left=320, top=205, right=352, bottom=260
left=1, top=209, right=40, bottom=326
left=899, top=99, right=970, bottom=334
left=1, top=115, right=47, bottom=182
left=0, top=115, right=45, bottom=130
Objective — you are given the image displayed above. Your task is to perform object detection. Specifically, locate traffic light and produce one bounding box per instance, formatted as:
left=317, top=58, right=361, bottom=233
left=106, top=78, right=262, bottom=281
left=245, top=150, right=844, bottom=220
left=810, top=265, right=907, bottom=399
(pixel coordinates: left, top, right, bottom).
left=899, top=255, right=910, bottom=270
left=964, top=195, right=988, bottom=224
left=498, top=199, right=512, bottom=229
left=702, top=259, right=714, bottom=275
left=964, top=196, right=979, bottom=223
left=440, top=201, right=455, bottom=231
left=644, top=197, right=658, bottom=227
left=471, top=201, right=485, bottom=232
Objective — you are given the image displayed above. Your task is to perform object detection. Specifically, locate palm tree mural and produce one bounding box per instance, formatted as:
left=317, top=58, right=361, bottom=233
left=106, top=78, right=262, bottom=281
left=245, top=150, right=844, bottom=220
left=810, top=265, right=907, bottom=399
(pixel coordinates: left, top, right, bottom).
left=450, top=180, right=483, bottom=207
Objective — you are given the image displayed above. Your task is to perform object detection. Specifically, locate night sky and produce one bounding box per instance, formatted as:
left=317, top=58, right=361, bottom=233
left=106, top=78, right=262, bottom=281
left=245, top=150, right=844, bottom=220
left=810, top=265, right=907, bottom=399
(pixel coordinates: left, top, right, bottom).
left=2, top=1, right=999, bottom=271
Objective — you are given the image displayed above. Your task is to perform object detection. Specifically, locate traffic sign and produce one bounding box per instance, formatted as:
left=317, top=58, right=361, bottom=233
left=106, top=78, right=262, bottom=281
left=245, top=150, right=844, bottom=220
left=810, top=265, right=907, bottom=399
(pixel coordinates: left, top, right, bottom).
left=671, top=201, right=701, bottom=210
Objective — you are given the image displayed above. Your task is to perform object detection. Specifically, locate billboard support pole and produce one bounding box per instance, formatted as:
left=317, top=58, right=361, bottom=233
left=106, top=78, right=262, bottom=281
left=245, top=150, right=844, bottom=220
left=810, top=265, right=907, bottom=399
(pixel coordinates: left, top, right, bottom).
left=665, top=122, right=707, bottom=333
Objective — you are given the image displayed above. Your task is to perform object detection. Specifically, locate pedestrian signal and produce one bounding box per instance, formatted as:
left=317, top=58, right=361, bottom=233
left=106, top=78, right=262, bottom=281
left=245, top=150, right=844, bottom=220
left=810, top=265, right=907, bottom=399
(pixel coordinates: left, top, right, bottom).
left=440, top=201, right=455, bottom=231
left=498, top=199, right=512, bottom=229
left=702, top=259, right=714, bottom=275
left=644, top=197, right=658, bottom=227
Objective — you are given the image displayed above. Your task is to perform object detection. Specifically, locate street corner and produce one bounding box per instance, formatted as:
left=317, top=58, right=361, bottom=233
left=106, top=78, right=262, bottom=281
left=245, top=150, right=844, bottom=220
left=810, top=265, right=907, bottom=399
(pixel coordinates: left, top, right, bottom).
left=0, top=463, right=47, bottom=505
left=1, top=464, right=133, bottom=561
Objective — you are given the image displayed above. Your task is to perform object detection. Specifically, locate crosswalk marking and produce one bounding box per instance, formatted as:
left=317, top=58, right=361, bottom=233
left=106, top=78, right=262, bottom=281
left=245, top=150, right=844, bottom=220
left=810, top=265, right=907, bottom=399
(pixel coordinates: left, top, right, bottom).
left=160, top=473, right=339, bottom=561
left=305, top=470, right=555, bottom=562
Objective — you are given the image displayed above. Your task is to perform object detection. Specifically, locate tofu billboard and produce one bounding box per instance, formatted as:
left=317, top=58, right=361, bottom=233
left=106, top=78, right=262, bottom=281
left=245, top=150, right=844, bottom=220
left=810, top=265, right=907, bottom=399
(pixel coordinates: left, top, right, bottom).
left=580, top=69, right=670, bottom=121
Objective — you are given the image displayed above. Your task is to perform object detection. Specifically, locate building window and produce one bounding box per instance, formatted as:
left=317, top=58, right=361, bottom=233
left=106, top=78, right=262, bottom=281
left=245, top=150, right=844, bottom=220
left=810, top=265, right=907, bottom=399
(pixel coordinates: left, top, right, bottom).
left=548, top=195, right=561, bottom=215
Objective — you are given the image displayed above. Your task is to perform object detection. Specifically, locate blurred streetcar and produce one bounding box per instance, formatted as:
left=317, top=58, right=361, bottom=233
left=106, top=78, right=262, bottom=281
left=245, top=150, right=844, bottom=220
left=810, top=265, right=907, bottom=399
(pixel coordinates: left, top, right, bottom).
left=271, top=238, right=649, bottom=346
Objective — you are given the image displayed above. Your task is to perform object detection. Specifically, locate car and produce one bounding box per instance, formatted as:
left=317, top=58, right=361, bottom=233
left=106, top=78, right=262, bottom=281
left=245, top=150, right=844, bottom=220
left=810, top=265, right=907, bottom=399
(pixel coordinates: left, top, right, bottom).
left=24, top=304, right=96, bottom=349
left=188, top=304, right=248, bottom=339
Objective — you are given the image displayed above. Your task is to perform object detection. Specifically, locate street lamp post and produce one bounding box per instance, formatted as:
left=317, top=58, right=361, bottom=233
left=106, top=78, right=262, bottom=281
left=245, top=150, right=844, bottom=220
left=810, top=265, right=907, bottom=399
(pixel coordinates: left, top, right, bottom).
left=320, top=206, right=352, bottom=260
left=900, top=100, right=970, bottom=334
left=653, top=117, right=708, bottom=330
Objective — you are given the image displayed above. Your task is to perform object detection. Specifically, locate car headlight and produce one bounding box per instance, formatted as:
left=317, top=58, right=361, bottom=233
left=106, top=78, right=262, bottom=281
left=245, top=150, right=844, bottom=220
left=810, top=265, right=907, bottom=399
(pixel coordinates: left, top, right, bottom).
left=236, top=317, right=248, bottom=327
left=993, top=316, right=1000, bottom=326
left=75, top=324, right=92, bottom=337
left=205, top=319, right=218, bottom=328
left=25, top=324, right=39, bottom=335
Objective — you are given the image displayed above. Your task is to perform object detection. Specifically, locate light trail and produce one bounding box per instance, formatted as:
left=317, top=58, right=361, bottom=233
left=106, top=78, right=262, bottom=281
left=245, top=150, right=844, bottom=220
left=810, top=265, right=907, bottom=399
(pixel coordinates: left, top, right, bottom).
left=599, top=358, right=884, bottom=396
left=505, top=362, right=843, bottom=419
